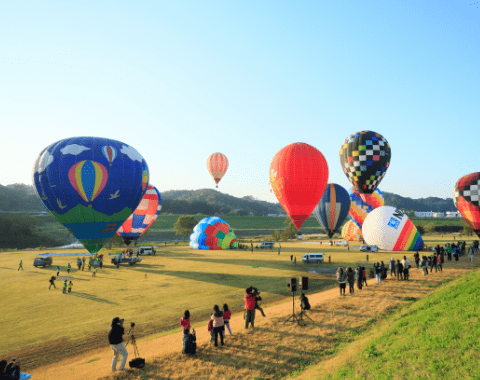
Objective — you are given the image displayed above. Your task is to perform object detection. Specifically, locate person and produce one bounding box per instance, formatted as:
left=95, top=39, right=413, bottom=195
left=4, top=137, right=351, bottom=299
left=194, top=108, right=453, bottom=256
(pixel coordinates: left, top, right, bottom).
left=374, top=263, right=382, bottom=284
left=56, top=266, right=60, bottom=276
left=251, top=287, right=266, bottom=317
left=453, top=245, right=459, bottom=261
left=63, top=280, right=67, bottom=294
left=82, top=261, right=85, bottom=271
left=346, top=267, right=355, bottom=294
left=244, top=287, right=256, bottom=329
left=397, top=260, right=403, bottom=280
left=211, top=305, right=224, bottom=347
left=356, top=265, right=363, bottom=290
left=18, top=260, right=23, bottom=271
left=366, top=254, right=369, bottom=262
left=336, top=267, right=347, bottom=295
left=49, top=276, right=56, bottom=289
left=468, top=240, right=478, bottom=263
left=362, top=266, right=368, bottom=287
left=430, top=254, right=437, bottom=273
left=389, top=257, right=396, bottom=277
left=93, top=267, right=97, bottom=277
left=4, top=358, right=21, bottom=379
left=108, top=317, right=128, bottom=371
left=88, top=262, right=92, bottom=271
left=421, top=256, right=428, bottom=275
left=67, top=263, right=71, bottom=274
left=290, top=255, right=293, bottom=263
left=414, top=252, right=420, bottom=269
left=223, top=304, right=232, bottom=336
left=182, top=328, right=196, bottom=356
left=402, top=256, right=410, bottom=281
left=299, top=293, right=311, bottom=311
left=294, top=256, right=297, bottom=265
left=99, top=259, right=103, bottom=269
left=278, top=247, right=280, bottom=255
left=180, top=310, right=191, bottom=333
left=380, top=261, right=387, bottom=280
left=68, top=281, right=73, bottom=293
left=437, top=254, right=443, bottom=272
left=251, top=243, right=253, bottom=254
left=77, top=259, right=82, bottom=270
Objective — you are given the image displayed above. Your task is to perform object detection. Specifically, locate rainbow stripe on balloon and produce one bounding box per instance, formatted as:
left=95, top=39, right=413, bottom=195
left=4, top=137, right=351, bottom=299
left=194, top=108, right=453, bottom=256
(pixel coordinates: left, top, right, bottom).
left=392, top=218, right=423, bottom=251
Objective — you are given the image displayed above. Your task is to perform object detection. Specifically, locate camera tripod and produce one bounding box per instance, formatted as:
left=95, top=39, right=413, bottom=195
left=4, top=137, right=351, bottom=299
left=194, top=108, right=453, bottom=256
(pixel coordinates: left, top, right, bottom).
left=125, top=334, right=140, bottom=358
left=283, top=291, right=304, bottom=326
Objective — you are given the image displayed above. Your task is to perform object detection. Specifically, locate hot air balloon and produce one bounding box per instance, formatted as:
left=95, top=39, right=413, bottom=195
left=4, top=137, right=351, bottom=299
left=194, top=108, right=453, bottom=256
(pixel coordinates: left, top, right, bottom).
left=348, top=187, right=384, bottom=229
left=270, top=143, right=329, bottom=229
left=117, top=185, right=162, bottom=246
left=32, top=137, right=149, bottom=254
left=190, top=217, right=238, bottom=250
left=454, top=172, right=480, bottom=238
left=341, top=220, right=363, bottom=241
left=207, top=153, right=228, bottom=188
left=362, top=206, right=423, bottom=251
left=313, top=183, right=350, bottom=238
left=339, top=131, right=391, bottom=203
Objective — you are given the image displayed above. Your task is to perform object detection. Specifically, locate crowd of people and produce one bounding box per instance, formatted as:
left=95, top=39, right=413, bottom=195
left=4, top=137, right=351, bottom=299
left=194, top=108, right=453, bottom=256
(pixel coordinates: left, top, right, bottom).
left=336, top=240, right=478, bottom=295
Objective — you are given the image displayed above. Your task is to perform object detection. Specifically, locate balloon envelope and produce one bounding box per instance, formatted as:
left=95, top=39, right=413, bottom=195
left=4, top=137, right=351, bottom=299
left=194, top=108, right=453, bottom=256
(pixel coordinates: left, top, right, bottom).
left=117, top=185, right=162, bottom=246
left=32, top=137, right=149, bottom=253
left=190, top=217, right=238, bottom=250
left=313, top=183, right=350, bottom=238
left=339, top=131, right=391, bottom=199
left=348, top=187, right=384, bottom=229
left=207, top=153, right=228, bottom=187
left=342, top=220, right=363, bottom=241
left=454, top=172, right=480, bottom=238
left=270, top=142, right=329, bottom=229
left=362, top=206, right=423, bottom=251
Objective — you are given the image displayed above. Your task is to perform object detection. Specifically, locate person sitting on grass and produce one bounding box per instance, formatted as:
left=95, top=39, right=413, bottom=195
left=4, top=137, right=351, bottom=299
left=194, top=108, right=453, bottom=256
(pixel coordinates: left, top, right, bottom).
left=182, top=328, right=196, bottom=356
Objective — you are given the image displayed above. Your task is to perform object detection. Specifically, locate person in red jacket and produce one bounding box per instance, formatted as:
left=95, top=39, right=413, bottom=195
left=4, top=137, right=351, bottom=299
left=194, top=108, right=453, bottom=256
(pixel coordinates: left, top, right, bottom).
left=245, top=287, right=256, bottom=329
left=223, top=304, right=232, bottom=337
left=180, top=310, right=190, bottom=334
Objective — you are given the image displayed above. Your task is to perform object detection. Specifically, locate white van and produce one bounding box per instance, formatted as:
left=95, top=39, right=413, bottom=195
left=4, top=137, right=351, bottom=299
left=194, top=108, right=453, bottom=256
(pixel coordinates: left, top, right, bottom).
left=259, top=242, right=275, bottom=249
left=335, top=240, right=349, bottom=246
left=302, top=253, right=325, bottom=264
left=360, top=245, right=378, bottom=252
left=135, top=246, right=156, bottom=255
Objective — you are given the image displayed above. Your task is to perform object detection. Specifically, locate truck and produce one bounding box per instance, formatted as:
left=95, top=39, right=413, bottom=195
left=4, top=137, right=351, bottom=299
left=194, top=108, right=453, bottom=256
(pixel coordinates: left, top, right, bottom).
left=111, top=253, right=143, bottom=266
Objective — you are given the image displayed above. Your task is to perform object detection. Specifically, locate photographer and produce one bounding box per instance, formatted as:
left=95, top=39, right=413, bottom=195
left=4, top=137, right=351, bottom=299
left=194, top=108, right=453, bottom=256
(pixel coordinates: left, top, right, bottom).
left=108, top=317, right=129, bottom=371
left=244, top=287, right=256, bottom=329
left=251, top=286, right=266, bottom=317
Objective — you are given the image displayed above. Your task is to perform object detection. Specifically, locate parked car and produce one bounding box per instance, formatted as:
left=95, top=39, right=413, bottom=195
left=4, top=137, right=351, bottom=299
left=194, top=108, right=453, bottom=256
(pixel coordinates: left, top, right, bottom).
left=135, top=246, right=156, bottom=255
left=335, top=240, right=349, bottom=246
left=259, top=242, right=275, bottom=249
left=360, top=245, right=378, bottom=252
left=302, top=253, right=325, bottom=263
left=34, top=256, right=53, bottom=267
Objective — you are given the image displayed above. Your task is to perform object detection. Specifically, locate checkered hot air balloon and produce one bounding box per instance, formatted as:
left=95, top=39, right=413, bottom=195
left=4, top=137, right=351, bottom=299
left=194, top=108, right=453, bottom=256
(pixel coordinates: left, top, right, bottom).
left=207, top=153, right=229, bottom=188
left=454, top=172, right=480, bottom=238
left=339, top=131, right=391, bottom=203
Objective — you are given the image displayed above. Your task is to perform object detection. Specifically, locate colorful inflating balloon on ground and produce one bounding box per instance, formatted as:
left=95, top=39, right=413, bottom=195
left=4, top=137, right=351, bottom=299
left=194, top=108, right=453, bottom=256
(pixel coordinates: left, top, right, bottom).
left=454, top=172, right=480, bottom=238
left=362, top=206, right=423, bottom=251
left=339, top=131, right=391, bottom=203
left=270, top=143, right=329, bottom=230
left=190, top=217, right=238, bottom=250
left=348, top=187, right=384, bottom=229
left=342, top=220, right=363, bottom=241
left=313, top=183, right=350, bottom=238
left=117, top=185, right=162, bottom=246
left=32, top=137, right=149, bottom=253
left=207, top=153, right=229, bottom=188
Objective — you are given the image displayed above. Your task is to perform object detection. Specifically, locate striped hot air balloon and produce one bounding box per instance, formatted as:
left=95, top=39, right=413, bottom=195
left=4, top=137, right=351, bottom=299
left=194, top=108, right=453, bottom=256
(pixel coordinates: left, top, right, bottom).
left=207, top=153, right=229, bottom=188
left=313, top=183, right=350, bottom=238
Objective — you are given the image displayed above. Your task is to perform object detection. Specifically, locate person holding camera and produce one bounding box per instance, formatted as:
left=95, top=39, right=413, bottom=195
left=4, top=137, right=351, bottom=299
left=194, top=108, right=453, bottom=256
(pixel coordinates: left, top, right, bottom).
left=244, top=287, right=256, bottom=329
left=250, top=286, right=266, bottom=317
left=108, top=317, right=128, bottom=371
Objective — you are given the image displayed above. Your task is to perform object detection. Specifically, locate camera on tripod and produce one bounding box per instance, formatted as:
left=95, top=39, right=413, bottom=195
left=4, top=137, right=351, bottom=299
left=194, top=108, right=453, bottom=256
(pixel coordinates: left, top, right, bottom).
left=128, top=322, right=136, bottom=335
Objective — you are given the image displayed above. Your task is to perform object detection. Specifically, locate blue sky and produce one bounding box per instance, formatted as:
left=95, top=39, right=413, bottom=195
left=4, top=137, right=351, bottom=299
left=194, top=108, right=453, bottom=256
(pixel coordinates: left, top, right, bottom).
left=1, top=0, right=479, bottom=203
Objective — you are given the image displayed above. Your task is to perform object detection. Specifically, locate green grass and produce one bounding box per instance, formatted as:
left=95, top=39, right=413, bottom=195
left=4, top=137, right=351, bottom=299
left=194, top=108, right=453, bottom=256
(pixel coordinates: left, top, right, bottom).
left=320, top=269, right=480, bottom=380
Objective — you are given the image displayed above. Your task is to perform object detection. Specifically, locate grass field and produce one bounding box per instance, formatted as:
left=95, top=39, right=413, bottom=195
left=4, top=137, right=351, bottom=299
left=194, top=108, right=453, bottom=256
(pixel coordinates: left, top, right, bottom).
left=2, top=233, right=477, bottom=371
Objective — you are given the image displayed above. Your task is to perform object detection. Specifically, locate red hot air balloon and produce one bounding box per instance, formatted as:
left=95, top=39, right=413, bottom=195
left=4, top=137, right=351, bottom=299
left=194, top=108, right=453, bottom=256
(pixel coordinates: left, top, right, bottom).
left=270, top=143, right=329, bottom=229
left=207, top=153, right=229, bottom=188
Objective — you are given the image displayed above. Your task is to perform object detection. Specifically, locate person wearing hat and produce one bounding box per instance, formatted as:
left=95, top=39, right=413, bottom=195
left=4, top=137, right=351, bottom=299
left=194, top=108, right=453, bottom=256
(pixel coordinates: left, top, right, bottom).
left=108, top=317, right=128, bottom=371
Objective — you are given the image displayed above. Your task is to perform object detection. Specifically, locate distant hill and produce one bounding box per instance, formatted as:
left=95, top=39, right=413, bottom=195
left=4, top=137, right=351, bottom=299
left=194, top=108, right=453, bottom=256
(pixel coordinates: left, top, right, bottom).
left=382, top=192, right=456, bottom=212
left=0, top=183, right=456, bottom=215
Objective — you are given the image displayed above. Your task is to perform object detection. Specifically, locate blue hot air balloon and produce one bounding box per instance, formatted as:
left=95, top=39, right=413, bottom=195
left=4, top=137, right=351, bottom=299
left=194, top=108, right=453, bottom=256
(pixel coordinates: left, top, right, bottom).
left=313, top=183, right=351, bottom=239
left=32, top=137, right=149, bottom=253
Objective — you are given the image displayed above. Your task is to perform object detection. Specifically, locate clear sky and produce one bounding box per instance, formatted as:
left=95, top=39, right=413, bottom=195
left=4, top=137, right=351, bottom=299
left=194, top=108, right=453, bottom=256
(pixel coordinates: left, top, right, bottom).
left=1, top=0, right=479, bottom=204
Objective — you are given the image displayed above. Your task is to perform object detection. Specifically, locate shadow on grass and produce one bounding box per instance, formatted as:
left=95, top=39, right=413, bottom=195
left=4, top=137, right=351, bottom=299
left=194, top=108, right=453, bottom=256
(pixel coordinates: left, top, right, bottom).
left=69, top=292, right=119, bottom=305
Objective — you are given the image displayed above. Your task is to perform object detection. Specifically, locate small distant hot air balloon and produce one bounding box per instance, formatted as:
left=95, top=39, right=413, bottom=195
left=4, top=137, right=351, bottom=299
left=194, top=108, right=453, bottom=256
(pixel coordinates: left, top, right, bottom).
left=270, top=142, right=329, bottom=230
left=32, top=137, right=148, bottom=254
left=117, top=185, right=162, bottom=246
left=313, top=183, right=350, bottom=238
left=207, top=153, right=228, bottom=188
left=454, top=172, right=480, bottom=238
left=339, top=131, right=391, bottom=203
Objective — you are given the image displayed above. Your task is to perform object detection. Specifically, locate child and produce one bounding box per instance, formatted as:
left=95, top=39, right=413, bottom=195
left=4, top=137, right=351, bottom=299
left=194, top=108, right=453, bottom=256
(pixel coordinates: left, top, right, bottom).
left=223, top=304, right=232, bottom=336
left=63, top=280, right=67, bottom=294
left=180, top=310, right=191, bottom=334
left=82, top=262, right=85, bottom=271
left=92, top=267, right=97, bottom=277
left=68, top=281, right=73, bottom=293
left=207, top=319, right=214, bottom=342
